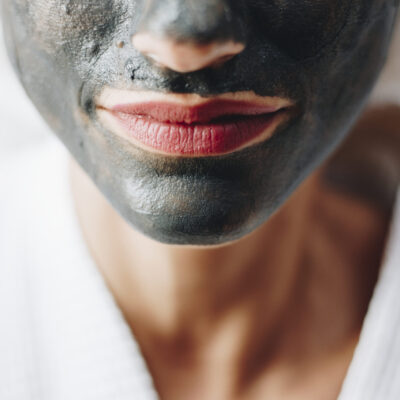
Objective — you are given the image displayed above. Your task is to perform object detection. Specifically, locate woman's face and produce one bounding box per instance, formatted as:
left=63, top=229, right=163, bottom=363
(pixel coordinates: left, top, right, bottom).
left=2, top=0, right=398, bottom=244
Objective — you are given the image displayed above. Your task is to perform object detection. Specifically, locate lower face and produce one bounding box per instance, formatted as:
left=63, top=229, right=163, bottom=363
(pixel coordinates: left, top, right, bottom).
left=1, top=0, right=398, bottom=245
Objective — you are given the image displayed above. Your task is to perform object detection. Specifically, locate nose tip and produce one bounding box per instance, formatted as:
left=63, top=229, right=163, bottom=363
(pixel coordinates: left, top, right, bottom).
left=132, top=33, right=245, bottom=73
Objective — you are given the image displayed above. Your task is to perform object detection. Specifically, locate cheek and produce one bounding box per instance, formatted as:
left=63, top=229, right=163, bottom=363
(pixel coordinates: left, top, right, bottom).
left=248, top=0, right=352, bottom=59
left=24, top=0, right=128, bottom=57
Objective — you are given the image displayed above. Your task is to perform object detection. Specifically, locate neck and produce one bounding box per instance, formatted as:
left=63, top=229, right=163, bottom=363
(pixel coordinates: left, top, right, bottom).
left=70, top=157, right=311, bottom=333
left=69, top=157, right=369, bottom=398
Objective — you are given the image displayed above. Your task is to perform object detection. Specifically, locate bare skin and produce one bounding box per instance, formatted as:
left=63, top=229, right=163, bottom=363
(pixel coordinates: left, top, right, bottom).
left=70, top=105, right=398, bottom=400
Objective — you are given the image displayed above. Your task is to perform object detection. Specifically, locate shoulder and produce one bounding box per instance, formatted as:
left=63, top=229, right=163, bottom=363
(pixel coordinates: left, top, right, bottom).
left=0, top=138, right=75, bottom=398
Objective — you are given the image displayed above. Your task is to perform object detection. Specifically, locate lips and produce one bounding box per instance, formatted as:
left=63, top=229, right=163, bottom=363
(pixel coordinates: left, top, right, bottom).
left=97, top=96, right=293, bottom=156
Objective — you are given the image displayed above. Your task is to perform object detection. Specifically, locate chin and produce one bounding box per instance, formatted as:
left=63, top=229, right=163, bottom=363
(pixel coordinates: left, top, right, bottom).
left=126, top=216, right=256, bottom=246
left=114, top=196, right=261, bottom=246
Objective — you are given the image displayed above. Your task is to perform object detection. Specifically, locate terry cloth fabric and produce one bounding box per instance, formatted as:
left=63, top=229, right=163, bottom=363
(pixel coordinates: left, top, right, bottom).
left=0, top=138, right=159, bottom=400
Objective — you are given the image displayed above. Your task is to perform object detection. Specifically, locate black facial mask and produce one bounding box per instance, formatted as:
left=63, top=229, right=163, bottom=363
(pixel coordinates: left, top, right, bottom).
left=2, top=0, right=398, bottom=244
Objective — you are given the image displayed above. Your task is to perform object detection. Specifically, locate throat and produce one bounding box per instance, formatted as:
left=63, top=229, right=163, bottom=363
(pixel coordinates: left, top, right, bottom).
left=69, top=157, right=390, bottom=399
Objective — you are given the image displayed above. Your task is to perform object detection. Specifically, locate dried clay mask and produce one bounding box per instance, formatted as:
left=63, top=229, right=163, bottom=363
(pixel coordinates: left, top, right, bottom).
left=1, top=0, right=398, bottom=244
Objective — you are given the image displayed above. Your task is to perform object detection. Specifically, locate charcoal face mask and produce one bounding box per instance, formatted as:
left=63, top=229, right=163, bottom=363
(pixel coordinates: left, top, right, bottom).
left=1, top=0, right=398, bottom=245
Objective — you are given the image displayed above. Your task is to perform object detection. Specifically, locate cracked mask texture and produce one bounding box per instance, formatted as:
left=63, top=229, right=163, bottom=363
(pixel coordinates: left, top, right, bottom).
left=1, top=0, right=398, bottom=244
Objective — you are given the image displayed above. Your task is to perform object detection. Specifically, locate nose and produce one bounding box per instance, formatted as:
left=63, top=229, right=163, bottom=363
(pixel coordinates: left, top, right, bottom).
left=132, top=0, right=246, bottom=73
left=132, top=35, right=245, bottom=73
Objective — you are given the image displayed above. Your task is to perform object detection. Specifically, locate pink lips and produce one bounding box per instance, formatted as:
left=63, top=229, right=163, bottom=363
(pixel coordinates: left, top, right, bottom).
left=103, top=100, right=287, bottom=156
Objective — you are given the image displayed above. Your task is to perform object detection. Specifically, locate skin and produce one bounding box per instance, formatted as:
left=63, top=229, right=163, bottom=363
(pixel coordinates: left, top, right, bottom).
left=68, top=102, right=399, bottom=400
left=1, top=0, right=398, bottom=245
left=70, top=123, right=395, bottom=398
left=1, top=1, right=400, bottom=399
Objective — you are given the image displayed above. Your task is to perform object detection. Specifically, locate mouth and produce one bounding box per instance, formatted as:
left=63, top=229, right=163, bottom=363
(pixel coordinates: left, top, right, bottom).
left=96, top=90, right=294, bottom=157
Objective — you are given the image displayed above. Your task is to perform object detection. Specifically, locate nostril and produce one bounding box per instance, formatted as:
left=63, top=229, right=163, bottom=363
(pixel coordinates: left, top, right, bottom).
left=132, top=32, right=245, bottom=73
left=211, top=53, right=238, bottom=68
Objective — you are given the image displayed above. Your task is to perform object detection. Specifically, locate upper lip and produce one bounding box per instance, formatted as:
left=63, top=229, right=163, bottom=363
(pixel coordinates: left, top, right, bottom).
left=104, top=100, right=288, bottom=124
left=96, top=90, right=295, bottom=124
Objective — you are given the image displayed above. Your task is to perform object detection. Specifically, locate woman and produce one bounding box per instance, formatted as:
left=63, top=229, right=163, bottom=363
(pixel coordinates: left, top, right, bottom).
left=0, top=1, right=399, bottom=399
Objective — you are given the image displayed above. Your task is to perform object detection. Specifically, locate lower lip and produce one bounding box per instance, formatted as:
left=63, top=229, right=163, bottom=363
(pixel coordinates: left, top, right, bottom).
left=104, top=111, right=283, bottom=156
